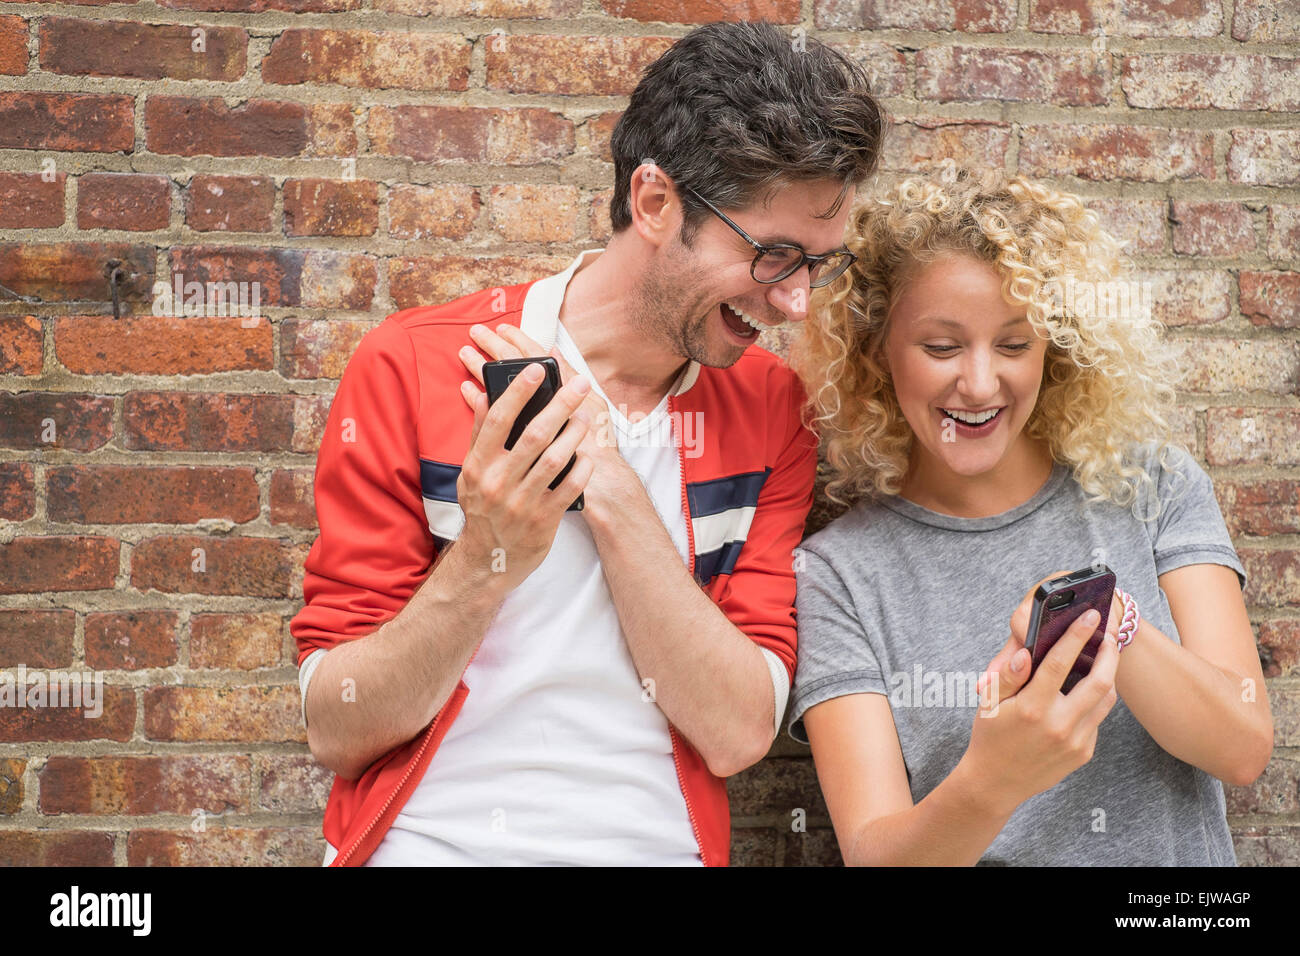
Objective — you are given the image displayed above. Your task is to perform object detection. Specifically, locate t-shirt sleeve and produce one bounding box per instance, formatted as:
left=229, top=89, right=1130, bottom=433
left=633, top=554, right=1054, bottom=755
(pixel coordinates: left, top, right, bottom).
left=290, top=318, right=438, bottom=716
left=787, top=544, right=886, bottom=745
left=1149, top=445, right=1246, bottom=590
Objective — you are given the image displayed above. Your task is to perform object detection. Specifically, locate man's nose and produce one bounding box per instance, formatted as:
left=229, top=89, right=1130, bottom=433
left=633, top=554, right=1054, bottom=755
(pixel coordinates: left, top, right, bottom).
left=767, top=266, right=813, bottom=323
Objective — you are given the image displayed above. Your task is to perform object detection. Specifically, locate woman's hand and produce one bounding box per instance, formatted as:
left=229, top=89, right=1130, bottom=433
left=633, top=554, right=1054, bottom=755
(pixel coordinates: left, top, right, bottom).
left=962, top=576, right=1120, bottom=814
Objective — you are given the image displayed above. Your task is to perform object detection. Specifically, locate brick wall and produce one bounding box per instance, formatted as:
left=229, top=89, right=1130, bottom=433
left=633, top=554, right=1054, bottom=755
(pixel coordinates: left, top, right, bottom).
left=0, top=1, right=1295, bottom=866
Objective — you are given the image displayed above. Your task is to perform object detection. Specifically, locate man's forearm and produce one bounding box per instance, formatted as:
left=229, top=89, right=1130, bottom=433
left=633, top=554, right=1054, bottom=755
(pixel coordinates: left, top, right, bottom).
left=305, top=539, right=511, bottom=780
left=584, top=475, right=776, bottom=778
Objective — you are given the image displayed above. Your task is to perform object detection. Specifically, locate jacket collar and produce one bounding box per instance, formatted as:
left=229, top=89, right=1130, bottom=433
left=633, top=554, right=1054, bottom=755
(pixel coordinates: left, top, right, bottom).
left=520, top=248, right=701, bottom=397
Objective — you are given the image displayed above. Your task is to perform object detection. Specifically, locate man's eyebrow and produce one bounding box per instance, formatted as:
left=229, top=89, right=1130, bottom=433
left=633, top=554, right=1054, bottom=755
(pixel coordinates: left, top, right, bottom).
left=752, top=234, right=850, bottom=256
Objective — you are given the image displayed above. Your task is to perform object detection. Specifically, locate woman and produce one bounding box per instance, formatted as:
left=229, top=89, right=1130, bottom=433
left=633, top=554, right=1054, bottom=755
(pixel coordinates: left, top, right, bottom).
left=787, top=166, right=1273, bottom=866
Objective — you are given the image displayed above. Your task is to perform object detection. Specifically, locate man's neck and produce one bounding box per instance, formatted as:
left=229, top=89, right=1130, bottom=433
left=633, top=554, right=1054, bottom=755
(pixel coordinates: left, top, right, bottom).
left=558, top=244, right=690, bottom=416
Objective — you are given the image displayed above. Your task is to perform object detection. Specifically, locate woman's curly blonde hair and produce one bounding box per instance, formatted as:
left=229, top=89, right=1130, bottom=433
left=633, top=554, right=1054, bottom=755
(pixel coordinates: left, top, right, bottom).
left=791, top=164, right=1182, bottom=514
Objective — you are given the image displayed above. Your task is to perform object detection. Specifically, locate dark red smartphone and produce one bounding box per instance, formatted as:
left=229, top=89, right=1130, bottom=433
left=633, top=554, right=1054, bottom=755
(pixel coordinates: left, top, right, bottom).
left=482, top=356, right=584, bottom=512
left=1023, top=565, right=1115, bottom=693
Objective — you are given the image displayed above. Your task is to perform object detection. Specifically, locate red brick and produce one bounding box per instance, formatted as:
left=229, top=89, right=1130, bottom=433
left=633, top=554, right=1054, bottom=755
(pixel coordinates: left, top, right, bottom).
left=185, top=174, right=274, bottom=232
left=130, top=535, right=292, bottom=597
left=283, top=178, right=377, bottom=236
left=0, top=831, right=114, bottom=866
left=1240, top=272, right=1300, bottom=329
left=39, top=17, right=246, bottom=80
left=83, top=610, right=180, bottom=669
left=1241, top=550, right=1300, bottom=609
left=388, top=183, right=481, bottom=240
left=39, top=754, right=248, bottom=814
left=190, top=612, right=283, bottom=669
left=817, top=0, right=1014, bottom=31
left=1028, top=0, right=1221, bottom=36
left=0, top=241, right=153, bottom=303
left=1123, top=54, right=1300, bottom=111
left=1086, top=199, right=1166, bottom=255
left=263, top=29, right=469, bottom=90
left=56, top=314, right=270, bottom=376
left=0, top=15, right=27, bottom=75
left=1223, top=753, right=1299, bottom=815
left=0, top=91, right=133, bottom=152
left=1233, top=0, right=1300, bottom=42
left=586, top=110, right=621, bottom=164
left=730, top=827, right=778, bottom=866
left=291, top=394, right=332, bottom=454
left=279, top=317, right=371, bottom=382
left=0, top=684, right=134, bottom=743
left=1207, top=408, right=1300, bottom=466
left=1259, top=620, right=1300, bottom=678
left=1180, top=339, right=1296, bottom=394
left=76, top=172, right=171, bottom=231
left=1171, top=201, right=1255, bottom=257
left=0, top=314, right=42, bottom=375
left=269, top=468, right=316, bottom=528
left=589, top=188, right=613, bottom=244
left=1229, top=130, right=1300, bottom=187
left=388, top=254, right=565, bottom=312
left=1233, top=826, right=1300, bottom=866
left=0, top=609, right=75, bottom=667
left=0, top=460, right=35, bottom=519
left=127, top=827, right=320, bottom=866
left=146, top=96, right=308, bottom=157
left=123, top=391, right=293, bottom=452
left=168, top=245, right=303, bottom=307
left=603, top=0, right=796, bottom=21
left=0, top=392, right=113, bottom=450
left=1267, top=206, right=1300, bottom=262
left=783, top=827, right=844, bottom=866
left=367, top=105, right=573, bottom=165
left=727, top=757, right=829, bottom=818
left=485, top=34, right=673, bottom=96
left=0, top=171, right=65, bottom=228
left=0, top=535, right=118, bottom=593
left=160, top=0, right=358, bottom=9
left=375, top=0, right=573, bottom=13
left=143, top=684, right=304, bottom=741
left=1215, top=479, right=1300, bottom=537
left=305, top=102, right=357, bottom=157
left=882, top=118, right=1010, bottom=172
left=489, top=184, right=580, bottom=242
left=825, top=39, right=908, bottom=98
left=48, top=465, right=257, bottom=526
left=300, top=251, right=376, bottom=311
left=256, top=753, right=332, bottom=813
left=0, top=758, right=22, bottom=814
left=1019, top=124, right=1214, bottom=182
left=919, top=46, right=1109, bottom=105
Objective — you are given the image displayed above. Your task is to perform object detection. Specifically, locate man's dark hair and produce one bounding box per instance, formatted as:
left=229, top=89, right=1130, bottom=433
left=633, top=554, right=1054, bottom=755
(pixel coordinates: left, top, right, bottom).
left=609, top=20, right=888, bottom=246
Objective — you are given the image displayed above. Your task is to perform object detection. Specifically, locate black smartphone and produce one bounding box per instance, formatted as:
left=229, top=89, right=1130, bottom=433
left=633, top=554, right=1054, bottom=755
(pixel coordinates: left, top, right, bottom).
left=1023, top=564, right=1115, bottom=693
left=482, top=356, right=584, bottom=512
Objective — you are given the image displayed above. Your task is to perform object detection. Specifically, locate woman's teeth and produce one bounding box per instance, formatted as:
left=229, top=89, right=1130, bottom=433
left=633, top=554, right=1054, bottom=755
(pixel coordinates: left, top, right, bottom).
left=942, top=407, right=1002, bottom=425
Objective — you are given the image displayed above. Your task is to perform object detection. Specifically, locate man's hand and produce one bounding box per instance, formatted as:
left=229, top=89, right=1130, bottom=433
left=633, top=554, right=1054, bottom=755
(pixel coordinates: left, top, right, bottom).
left=458, top=322, right=640, bottom=517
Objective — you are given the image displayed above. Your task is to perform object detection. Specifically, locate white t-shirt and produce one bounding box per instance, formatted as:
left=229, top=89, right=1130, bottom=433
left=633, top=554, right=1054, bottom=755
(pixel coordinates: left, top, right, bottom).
left=358, top=320, right=702, bottom=865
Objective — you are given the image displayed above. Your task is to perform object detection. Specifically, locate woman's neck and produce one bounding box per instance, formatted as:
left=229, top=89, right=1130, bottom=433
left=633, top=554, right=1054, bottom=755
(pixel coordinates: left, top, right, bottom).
left=897, top=436, right=1057, bottom=518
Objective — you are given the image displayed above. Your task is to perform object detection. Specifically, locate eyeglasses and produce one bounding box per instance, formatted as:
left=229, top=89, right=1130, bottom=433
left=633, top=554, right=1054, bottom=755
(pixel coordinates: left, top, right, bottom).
left=682, top=186, right=856, bottom=289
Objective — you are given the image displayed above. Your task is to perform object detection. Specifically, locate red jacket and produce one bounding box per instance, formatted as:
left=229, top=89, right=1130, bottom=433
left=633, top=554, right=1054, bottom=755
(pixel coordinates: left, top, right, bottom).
left=291, top=250, right=819, bottom=866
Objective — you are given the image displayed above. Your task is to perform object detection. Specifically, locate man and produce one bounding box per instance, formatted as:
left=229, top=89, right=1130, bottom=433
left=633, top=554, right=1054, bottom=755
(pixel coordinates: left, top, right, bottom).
left=290, top=19, right=886, bottom=866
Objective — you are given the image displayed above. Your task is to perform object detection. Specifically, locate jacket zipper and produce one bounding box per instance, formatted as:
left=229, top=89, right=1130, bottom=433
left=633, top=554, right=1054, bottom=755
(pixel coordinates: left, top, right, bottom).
left=667, top=392, right=709, bottom=866
left=332, top=680, right=466, bottom=867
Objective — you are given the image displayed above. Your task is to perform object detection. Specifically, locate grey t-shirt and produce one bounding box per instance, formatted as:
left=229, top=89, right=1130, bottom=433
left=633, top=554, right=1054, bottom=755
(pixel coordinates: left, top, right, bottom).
left=789, top=443, right=1245, bottom=866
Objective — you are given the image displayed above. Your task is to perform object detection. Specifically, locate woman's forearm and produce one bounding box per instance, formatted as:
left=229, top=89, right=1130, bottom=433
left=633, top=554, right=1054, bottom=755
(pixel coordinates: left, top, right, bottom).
left=843, top=756, right=1018, bottom=866
left=1114, top=620, right=1272, bottom=786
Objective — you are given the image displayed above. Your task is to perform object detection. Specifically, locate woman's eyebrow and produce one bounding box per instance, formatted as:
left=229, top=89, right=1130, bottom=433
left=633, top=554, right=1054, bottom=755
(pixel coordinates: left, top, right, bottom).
left=922, top=316, right=1031, bottom=329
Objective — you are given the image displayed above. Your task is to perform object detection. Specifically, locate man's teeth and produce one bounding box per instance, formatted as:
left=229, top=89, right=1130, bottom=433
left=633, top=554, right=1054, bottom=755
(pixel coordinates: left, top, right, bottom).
left=943, top=407, right=1001, bottom=425
left=725, top=302, right=767, bottom=332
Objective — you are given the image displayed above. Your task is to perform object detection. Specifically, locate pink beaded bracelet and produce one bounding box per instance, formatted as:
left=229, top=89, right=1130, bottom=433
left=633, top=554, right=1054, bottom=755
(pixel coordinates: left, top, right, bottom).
left=1113, top=587, right=1140, bottom=651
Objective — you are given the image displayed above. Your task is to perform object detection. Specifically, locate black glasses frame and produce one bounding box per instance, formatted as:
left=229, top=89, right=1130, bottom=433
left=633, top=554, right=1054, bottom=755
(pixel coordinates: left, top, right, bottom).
left=682, top=186, right=856, bottom=289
